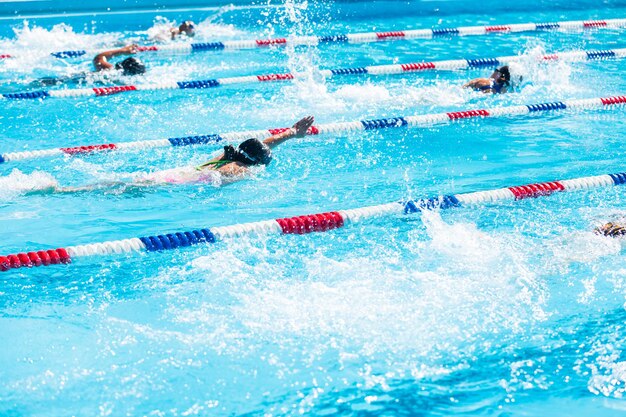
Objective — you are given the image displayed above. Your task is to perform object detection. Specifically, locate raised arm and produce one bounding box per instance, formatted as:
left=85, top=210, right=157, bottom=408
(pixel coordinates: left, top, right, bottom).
left=196, top=115, right=315, bottom=171
left=93, top=44, right=138, bottom=71
left=263, top=115, right=315, bottom=149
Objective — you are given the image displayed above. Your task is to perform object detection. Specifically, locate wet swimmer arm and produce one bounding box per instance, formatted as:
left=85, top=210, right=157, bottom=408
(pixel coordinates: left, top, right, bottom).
left=196, top=116, right=314, bottom=169
left=93, top=44, right=138, bottom=71
left=463, top=78, right=493, bottom=94
left=263, top=115, right=315, bottom=148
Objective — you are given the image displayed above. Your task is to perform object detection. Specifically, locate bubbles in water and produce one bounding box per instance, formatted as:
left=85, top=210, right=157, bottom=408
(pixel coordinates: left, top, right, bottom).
left=142, top=16, right=246, bottom=43
left=193, top=18, right=246, bottom=39
left=511, top=44, right=583, bottom=98
left=550, top=231, right=621, bottom=264
left=0, top=21, right=119, bottom=78
left=0, top=168, right=58, bottom=197
left=583, top=337, right=626, bottom=400
left=146, top=210, right=551, bottom=379
left=333, top=82, right=391, bottom=102
left=144, top=16, right=178, bottom=43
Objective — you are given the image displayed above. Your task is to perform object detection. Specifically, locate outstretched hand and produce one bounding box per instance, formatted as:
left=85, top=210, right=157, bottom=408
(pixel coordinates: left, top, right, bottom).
left=121, top=44, right=139, bottom=54
left=292, top=115, right=314, bottom=138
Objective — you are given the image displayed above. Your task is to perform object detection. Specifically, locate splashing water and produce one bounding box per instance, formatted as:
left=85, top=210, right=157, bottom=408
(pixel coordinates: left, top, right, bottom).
left=142, top=16, right=246, bottom=43
left=0, top=22, right=119, bottom=78
left=0, top=168, right=58, bottom=198
left=510, top=44, right=584, bottom=99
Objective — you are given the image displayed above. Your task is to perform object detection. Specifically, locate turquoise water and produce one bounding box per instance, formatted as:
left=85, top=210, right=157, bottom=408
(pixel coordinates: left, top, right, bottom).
left=3, top=1, right=626, bottom=415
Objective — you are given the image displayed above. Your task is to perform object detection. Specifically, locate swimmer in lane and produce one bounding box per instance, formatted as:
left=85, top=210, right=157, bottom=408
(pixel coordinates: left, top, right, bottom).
left=149, top=20, right=196, bottom=42
left=48, top=116, right=315, bottom=194
left=170, top=21, right=196, bottom=39
left=36, top=44, right=146, bottom=87
left=463, top=65, right=511, bottom=94
left=595, top=222, right=626, bottom=237
left=92, top=44, right=146, bottom=75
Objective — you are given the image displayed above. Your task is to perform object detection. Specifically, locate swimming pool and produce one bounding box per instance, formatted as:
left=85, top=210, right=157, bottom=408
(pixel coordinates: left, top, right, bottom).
left=3, top=0, right=626, bottom=415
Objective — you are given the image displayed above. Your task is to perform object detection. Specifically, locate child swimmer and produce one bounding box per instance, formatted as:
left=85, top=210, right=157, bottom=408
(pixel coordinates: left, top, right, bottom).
left=46, top=116, right=315, bottom=194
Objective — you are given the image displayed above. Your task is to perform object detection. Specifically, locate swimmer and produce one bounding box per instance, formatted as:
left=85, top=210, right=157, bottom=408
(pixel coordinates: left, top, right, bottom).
left=171, top=21, right=196, bottom=39
left=149, top=20, right=196, bottom=42
left=93, top=44, right=146, bottom=75
left=35, top=44, right=146, bottom=87
left=463, top=65, right=511, bottom=94
left=595, top=222, right=626, bottom=237
left=47, top=115, right=315, bottom=194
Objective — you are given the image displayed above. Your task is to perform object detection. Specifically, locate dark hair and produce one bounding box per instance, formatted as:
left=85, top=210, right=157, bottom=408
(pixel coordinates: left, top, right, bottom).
left=179, top=21, right=195, bottom=37
left=497, top=66, right=511, bottom=83
left=115, top=57, right=146, bottom=76
left=223, top=138, right=272, bottom=166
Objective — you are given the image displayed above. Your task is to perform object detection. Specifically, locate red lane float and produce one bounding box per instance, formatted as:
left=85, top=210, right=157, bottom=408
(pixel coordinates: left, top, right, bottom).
left=601, top=96, right=626, bottom=105
left=61, top=144, right=118, bottom=155
left=93, top=86, right=137, bottom=96
left=485, top=25, right=511, bottom=32
left=268, top=125, right=320, bottom=136
left=256, top=38, right=287, bottom=46
left=376, top=31, right=406, bottom=38
left=401, top=62, right=436, bottom=71
left=0, top=248, right=71, bottom=271
left=509, top=181, right=565, bottom=200
left=136, top=46, right=158, bottom=52
left=447, top=109, right=490, bottom=120
left=583, top=20, right=608, bottom=27
left=276, top=212, right=344, bottom=234
left=256, top=73, right=294, bottom=82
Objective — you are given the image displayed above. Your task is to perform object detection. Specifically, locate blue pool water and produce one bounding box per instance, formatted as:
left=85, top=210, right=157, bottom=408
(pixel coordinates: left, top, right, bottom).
left=3, top=1, right=626, bottom=415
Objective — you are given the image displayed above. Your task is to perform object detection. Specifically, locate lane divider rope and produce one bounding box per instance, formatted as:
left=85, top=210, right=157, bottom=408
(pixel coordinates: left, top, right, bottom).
left=2, top=170, right=625, bottom=272
left=3, top=47, right=625, bottom=101
left=1, top=94, right=625, bottom=164
left=1, top=18, right=625, bottom=60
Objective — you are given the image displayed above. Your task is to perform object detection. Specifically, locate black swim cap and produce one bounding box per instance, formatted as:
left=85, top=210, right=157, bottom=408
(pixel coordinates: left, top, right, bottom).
left=497, top=65, right=511, bottom=82
left=115, top=57, right=146, bottom=76
left=224, top=138, right=272, bottom=166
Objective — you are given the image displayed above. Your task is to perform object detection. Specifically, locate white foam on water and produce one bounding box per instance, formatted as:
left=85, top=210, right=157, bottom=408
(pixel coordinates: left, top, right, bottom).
left=261, top=0, right=354, bottom=115
left=550, top=231, right=621, bottom=263
left=511, top=44, right=585, bottom=99
left=332, top=83, right=391, bottom=102
left=583, top=339, right=626, bottom=400
left=46, top=158, right=159, bottom=194
left=259, top=78, right=471, bottom=123
left=146, top=211, right=550, bottom=381
left=194, top=16, right=247, bottom=39
left=144, top=16, right=180, bottom=43
left=0, top=168, right=58, bottom=197
left=400, top=83, right=469, bottom=107
left=1, top=21, right=119, bottom=52
left=142, top=16, right=246, bottom=43
left=0, top=21, right=120, bottom=77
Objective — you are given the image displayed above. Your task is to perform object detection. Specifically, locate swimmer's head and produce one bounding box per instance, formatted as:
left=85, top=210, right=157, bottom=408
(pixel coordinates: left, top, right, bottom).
left=491, top=66, right=511, bottom=84
left=224, top=138, right=272, bottom=166
left=595, top=222, right=626, bottom=237
left=179, top=21, right=196, bottom=37
left=115, top=57, right=146, bottom=76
